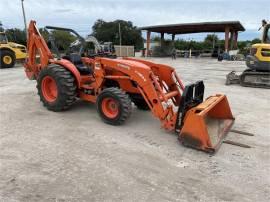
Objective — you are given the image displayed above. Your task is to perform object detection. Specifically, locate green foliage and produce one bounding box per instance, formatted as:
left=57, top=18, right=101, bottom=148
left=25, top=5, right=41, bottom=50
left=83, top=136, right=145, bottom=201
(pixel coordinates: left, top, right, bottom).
left=39, top=28, right=76, bottom=51
left=92, top=19, right=143, bottom=50
left=174, top=39, right=204, bottom=50
left=51, top=30, right=76, bottom=51
left=5, top=28, right=26, bottom=45
left=172, top=34, right=260, bottom=55
left=4, top=28, right=74, bottom=48
left=251, top=38, right=261, bottom=44
left=204, top=34, right=219, bottom=43
left=153, top=40, right=173, bottom=56
left=39, top=28, right=49, bottom=41
left=152, top=36, right=161, bottom=42
left=173, top=34, right=219, bottom=51
left=204, top=34, right=219, bottom=49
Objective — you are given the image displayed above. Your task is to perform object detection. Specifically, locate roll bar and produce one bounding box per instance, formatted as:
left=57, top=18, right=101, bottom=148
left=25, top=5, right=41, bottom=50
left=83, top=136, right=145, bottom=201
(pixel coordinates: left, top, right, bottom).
left=44, top=26, right=86, bottom=58
left=45, top=26, right=85, bottom=42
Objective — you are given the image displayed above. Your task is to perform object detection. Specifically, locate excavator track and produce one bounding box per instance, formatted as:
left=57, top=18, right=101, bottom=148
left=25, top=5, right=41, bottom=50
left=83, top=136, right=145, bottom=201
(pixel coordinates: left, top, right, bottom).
left=240, top=69, right=270, bottom=89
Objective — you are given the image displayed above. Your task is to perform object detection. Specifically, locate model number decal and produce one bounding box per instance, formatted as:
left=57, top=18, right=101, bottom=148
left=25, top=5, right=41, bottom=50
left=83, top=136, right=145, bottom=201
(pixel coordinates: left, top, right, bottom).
left=135, top=70, right=146, bottom=82
left=117, top=63, right=130, bottom=70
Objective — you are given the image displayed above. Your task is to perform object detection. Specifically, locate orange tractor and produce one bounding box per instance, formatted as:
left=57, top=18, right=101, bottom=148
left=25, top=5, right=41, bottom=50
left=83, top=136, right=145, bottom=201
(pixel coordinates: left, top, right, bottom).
left=24, top=21, right=234, bottom=153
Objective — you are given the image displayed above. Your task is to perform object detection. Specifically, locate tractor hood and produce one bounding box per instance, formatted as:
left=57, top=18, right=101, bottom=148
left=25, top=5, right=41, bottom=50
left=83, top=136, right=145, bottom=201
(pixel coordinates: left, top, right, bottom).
left=252, top=43, right=270, bottom=48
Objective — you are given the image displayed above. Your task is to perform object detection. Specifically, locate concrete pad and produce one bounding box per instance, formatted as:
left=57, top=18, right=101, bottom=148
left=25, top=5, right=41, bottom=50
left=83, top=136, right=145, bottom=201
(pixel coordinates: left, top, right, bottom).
left=0, top=58, right=269, bottom=201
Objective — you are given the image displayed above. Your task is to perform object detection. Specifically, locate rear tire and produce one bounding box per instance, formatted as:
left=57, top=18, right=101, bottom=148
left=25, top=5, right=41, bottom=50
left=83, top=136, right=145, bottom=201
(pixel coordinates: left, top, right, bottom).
left=97, top=87, right=132, bottom=125
left=37, top=64, right=77, bottom=111
left=0, top=49, right=16, bottom=68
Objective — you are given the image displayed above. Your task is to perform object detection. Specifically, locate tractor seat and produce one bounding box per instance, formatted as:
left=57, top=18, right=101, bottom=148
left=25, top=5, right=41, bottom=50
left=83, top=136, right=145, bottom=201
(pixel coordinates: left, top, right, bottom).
left=62, top=54, right=93, bottom=75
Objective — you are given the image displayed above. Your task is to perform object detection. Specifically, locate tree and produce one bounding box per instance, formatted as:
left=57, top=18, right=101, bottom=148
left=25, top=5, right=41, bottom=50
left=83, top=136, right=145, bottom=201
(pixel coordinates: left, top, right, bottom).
left=204, top=34, right=219, bottom=44
left=152, top=36, right=161, bottom=42
left=51, top=30, right=76, bottom=51
left=39, top=28, right=76, bottom=52
left=174, top=39, right=204, bottom=50
left=251, top=38, right=261, bottom=44
left=92, top=19, right=143, bottom=50
left=5, top=28, right=26, bottom=45
left=204, top=34, right=219, bottom=49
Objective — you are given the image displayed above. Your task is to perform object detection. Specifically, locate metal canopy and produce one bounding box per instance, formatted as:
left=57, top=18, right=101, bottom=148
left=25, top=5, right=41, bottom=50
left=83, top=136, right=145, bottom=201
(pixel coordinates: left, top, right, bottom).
left=139, top=21, right=245, bottom=34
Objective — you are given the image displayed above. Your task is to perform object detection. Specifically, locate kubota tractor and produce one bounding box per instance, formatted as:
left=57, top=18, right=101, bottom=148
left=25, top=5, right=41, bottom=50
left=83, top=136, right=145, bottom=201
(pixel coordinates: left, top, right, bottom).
left=24, top=21, right=235, bottom=153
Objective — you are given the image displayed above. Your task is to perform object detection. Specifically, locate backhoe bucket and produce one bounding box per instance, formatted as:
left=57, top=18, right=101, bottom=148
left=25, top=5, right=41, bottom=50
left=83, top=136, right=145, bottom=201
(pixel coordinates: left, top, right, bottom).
left=179, top=94, right=234, bottom=153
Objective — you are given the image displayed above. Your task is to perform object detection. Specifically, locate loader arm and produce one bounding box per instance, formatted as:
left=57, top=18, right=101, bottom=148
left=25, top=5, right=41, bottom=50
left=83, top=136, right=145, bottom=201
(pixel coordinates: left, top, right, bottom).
left=24, top=20, right=53, bottom=79
left=98, top=57, right=234, bottom=152
left=98, top=57, right=184, bottom=130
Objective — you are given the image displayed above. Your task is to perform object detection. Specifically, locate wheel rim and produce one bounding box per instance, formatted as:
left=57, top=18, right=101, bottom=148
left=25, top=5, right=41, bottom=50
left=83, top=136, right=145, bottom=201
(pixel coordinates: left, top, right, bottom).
left=41, top=76, right=58, bottom=102
left=3, top=56, right=12, bottom=64
left=101, top=97, right=119, bottom=119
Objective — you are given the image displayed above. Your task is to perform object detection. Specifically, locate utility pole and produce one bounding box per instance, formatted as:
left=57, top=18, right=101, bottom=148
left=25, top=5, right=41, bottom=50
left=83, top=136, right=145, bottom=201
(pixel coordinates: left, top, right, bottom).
left=119, top=23, right=122, bottom=57
left=21, top=0, right=28, bottom=39
left=0, top=21, right=3, bottom=31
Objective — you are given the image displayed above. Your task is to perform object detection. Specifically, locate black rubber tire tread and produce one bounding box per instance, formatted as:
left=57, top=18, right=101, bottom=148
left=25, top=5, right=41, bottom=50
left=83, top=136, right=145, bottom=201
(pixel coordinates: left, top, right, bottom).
left=240, top=70, right=270, bottom=89
left=37, top=64, right=77, bottom=111
left=97, top=87, right=132, bottom=125
left=132, top=97, right=150, bottom=110
left=129, top=94, right=150, bottom=110
left=0, top=49, right=16, bottom=68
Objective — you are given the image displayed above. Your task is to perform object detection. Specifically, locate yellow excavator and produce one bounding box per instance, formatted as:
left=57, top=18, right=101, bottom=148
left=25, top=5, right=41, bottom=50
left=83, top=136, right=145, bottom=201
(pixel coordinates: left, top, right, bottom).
left=0, top=31, right=27, bottom=68
left=226, top=20, right=270, bottom=88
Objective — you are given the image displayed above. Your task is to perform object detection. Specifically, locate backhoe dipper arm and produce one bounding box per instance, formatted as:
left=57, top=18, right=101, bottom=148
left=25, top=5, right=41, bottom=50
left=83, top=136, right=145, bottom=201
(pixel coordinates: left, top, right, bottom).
left=24, top=20, right=53, bottom=79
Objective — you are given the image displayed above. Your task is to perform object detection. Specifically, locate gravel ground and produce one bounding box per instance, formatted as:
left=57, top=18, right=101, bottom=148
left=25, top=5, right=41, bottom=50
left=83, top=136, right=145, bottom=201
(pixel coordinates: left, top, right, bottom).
left=0, top=58, right=269, bottom=202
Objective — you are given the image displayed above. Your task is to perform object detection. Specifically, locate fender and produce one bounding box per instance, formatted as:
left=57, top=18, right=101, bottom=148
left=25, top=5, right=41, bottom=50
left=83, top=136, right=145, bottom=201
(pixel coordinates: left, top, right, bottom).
left=0, top=46, right=17, bottom=59
left=51, top=59, right=81, bottom=88
left=0, top=47, right=15, bottom=55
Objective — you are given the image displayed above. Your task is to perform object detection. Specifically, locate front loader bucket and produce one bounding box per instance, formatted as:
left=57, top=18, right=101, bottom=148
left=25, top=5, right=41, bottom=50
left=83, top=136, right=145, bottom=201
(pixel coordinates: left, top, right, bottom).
left=179, top=94, right=234, bottom=153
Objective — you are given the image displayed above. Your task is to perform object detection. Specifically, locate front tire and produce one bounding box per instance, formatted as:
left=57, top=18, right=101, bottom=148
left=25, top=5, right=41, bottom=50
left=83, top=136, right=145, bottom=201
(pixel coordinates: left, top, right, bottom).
left=130, top=94, right=150, bottom=110
left=0, top=50, right=16, bottom=68
left=37, top=64, right=77, bottom=111
left=97, top=87, right=132, bottom=125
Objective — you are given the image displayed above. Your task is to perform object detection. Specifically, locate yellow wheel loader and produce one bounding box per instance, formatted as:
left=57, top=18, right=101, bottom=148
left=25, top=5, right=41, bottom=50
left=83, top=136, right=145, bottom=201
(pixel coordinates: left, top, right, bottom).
left=0, top=32, right=27, bottom=68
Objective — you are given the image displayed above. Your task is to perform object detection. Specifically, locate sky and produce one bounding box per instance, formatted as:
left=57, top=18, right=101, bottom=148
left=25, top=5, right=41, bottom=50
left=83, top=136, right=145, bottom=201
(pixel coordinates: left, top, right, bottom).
left=0, top=0, right=269, bottom=41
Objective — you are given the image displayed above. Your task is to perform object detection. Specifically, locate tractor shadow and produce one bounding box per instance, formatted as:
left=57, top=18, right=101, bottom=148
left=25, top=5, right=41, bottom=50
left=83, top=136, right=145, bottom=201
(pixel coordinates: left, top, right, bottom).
left=68, top=99, right=157, bottom=127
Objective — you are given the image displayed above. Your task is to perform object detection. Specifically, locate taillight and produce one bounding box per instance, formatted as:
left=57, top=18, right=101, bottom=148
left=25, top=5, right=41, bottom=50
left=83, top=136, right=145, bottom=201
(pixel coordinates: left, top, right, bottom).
left=250, top=48, right=257, bottom=55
